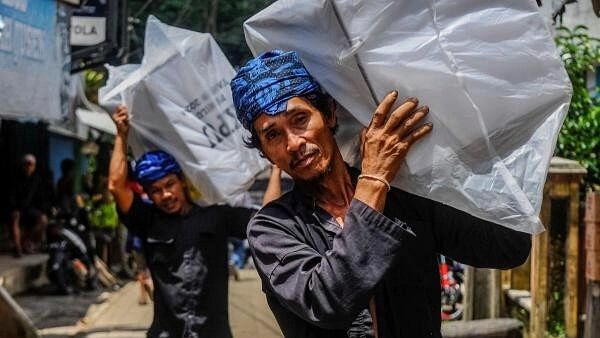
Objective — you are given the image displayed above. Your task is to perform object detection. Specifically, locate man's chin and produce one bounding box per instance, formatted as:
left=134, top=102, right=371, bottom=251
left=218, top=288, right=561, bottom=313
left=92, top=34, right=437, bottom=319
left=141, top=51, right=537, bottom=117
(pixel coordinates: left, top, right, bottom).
left=292, top=164, right=332, bottom=184
left=159, top=204, right=181, bottom=214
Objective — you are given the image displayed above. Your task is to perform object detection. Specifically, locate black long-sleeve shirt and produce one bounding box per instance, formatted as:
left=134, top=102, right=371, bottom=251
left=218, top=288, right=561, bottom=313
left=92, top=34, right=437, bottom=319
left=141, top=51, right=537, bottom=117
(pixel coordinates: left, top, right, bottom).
left=248, top=167, right=531, bottom=338
left=123, top=196, right=254, bottom=338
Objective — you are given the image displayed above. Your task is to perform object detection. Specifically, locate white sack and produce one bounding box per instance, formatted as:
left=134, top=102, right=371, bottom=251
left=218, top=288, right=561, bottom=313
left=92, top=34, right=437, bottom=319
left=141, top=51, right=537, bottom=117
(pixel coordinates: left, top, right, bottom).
left=100, top=16, right=267, bottom=205
left=244, top=0, right=572, bottom=234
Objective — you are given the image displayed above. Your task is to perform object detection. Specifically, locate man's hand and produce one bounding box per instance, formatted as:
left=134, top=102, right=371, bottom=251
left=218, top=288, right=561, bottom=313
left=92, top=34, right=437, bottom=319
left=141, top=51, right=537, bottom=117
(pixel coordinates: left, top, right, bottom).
left=360, top=91, right=432, bottom=185
left=111, top=105, right=130, bottom=137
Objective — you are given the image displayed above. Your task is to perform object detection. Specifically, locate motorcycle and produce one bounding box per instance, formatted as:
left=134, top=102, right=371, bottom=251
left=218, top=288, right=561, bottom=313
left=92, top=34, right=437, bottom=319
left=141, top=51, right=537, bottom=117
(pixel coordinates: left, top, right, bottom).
left=439, top=255, right=464, bottom=321
left=46, top=200, right=98, bottom=293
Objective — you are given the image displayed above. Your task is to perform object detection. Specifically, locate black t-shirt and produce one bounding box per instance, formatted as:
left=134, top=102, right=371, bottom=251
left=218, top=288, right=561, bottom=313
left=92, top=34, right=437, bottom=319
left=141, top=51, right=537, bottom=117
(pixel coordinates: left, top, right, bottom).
left=122, top=196, right=254, bottom=338
left=9, top=172, right=51, bottom=212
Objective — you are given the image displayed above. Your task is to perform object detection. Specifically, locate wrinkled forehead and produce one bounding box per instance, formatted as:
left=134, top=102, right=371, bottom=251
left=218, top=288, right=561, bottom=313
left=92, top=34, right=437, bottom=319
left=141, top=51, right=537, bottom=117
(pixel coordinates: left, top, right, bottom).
left=252, top=96, right=318, bottom=132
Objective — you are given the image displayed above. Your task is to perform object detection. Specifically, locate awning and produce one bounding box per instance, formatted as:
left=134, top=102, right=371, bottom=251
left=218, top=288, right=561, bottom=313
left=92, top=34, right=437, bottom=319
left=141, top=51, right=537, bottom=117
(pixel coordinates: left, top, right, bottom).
left=75, top=108, right=116, bottom=135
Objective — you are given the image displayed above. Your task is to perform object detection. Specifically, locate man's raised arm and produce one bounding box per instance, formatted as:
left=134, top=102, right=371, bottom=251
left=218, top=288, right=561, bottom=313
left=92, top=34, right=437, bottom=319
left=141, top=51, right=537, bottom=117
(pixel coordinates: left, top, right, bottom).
left=108, top=105, right=134, bottom=214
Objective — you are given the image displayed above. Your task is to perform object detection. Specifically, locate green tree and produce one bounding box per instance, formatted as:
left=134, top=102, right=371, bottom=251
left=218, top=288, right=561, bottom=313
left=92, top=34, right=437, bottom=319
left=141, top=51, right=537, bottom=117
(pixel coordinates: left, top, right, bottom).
left=127, top=0, right=274, bottom=66
left=555, top=25, right=600, bottom=188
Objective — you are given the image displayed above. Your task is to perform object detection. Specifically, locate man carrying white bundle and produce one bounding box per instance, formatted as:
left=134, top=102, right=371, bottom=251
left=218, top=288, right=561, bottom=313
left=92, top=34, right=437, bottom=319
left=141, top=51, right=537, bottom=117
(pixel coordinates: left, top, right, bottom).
left=230, top=50, right=532, bottom=338
left=108, top=105, right=278, bottom=338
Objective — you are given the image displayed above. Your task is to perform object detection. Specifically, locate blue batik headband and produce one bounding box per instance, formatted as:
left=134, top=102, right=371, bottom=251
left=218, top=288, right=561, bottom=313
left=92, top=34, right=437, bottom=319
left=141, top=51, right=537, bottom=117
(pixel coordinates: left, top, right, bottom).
left=230, top=50, right=322, bottom=130
left=134, top=150, right=182, bottom=185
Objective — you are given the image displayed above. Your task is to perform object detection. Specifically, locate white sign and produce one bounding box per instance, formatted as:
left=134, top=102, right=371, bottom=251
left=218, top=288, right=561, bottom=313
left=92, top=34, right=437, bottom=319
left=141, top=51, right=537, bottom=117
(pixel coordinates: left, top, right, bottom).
left=70, top=16, right=106, bottom=46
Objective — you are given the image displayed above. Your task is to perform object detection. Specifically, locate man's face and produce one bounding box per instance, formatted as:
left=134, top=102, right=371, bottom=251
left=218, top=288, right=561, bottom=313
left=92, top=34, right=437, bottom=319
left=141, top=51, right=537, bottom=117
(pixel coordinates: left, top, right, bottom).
left=253, top=97, right=337, bottom=182
left=23, top=159, right=36, bottom=176
left=145, top=174, right=188, bottom=214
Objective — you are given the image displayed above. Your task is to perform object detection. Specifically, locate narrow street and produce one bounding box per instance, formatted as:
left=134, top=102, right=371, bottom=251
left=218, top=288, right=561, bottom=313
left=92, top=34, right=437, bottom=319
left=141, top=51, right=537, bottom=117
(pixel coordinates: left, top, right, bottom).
left=36, top=269, right=282, bottom=338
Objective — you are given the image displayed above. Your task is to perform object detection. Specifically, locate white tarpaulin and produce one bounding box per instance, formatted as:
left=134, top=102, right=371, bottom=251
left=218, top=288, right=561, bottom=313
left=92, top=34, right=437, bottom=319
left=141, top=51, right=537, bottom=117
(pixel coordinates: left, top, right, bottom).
left=100, top=16, right=267, bottom=205
left=244, top=0, right=572, bottom=234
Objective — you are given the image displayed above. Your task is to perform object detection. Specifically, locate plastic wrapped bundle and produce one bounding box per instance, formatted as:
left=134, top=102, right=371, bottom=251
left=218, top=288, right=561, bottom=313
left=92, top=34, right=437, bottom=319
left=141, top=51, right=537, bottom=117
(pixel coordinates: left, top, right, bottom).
left=244, top=0, right=572, bottom=234
left=100, top=16, right=268, bottom=205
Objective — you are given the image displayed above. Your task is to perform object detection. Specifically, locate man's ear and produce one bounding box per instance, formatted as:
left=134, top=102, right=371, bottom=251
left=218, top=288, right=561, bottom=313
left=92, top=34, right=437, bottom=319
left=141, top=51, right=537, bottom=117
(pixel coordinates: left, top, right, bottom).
left=262, top=151, right=275, bottom=165
left=176, top=174, right=187, bottom=189
left=326, top=98, right=337, bottom=129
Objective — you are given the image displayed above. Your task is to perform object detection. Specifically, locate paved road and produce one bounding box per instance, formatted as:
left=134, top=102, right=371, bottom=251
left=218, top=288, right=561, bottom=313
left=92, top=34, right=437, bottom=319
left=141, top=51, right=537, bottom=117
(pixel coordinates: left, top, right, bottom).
left=36, top=269, right=282, bottom=338
left=229, top=270, right=283, bottom=338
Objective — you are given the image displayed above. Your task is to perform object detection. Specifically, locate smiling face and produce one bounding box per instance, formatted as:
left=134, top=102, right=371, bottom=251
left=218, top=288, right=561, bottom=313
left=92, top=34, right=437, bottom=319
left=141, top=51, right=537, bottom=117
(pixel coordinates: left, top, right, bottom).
left=253, top=96, right=338, bottom=183
left=145, top=174, right=189, bottom=214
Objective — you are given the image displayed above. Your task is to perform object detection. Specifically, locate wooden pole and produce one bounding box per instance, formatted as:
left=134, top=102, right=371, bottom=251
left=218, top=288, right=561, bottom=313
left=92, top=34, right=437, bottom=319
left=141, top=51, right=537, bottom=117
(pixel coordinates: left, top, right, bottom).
left=530, top=190, right=550, bottom=338
left=529, top=158, right=587, bottom=337
left=584, top=191, right=600, bottom=338
left=584, top=281, right=600, bottom=338
left=463, top=265, right=474, bottom=321
left=564, top=180, right=581, bottom=338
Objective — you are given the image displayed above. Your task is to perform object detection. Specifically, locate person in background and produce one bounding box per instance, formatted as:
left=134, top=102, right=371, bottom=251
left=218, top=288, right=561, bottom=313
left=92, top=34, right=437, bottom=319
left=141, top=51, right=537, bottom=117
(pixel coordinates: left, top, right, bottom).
left=51, top=157, right=98, bottom=291
left=262, top=165, right=282, bottom=206
left=108, top=105, right=257, bottom=338
left=8, top=154, right=52, bottom=257
left=56, top=159, right=76, bottom=210
left=90, top=188, right=119, bottom=266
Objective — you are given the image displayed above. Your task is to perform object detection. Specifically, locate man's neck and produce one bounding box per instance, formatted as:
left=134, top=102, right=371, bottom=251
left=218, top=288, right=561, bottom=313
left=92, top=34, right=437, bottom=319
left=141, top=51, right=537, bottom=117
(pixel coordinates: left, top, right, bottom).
left=180, top=201, right=193, bottom=215
left=298, top=152, right=354, bottom=221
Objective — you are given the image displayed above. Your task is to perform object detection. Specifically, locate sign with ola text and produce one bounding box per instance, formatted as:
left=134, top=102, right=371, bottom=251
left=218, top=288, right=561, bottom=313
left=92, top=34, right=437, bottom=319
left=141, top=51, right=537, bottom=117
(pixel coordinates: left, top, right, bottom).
left=70, top=16, right=106, bottom=46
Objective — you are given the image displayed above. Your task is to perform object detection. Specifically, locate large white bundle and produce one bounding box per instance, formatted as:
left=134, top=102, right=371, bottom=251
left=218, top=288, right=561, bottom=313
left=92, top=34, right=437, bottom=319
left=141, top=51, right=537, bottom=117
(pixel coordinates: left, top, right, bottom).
left=100, top=16, right=267, bottom=205
left=244, top=0, right=572, bottom=234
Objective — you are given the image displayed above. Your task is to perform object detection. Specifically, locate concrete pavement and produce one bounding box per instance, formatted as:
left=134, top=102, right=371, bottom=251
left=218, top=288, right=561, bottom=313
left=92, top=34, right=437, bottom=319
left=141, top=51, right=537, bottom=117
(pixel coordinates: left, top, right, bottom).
left=38, top=269, right=282, bottom=338
left=0, top=253, right=48, bottom=295
left=229, top=270, right=282, bottom=338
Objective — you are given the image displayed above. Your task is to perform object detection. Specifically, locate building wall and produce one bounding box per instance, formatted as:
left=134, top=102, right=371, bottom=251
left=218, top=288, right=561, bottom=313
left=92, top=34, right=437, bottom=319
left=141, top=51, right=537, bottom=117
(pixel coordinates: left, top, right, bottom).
left=537, top=1, right=600, bottom=38
left=49, top=133, right=76, bottom=185
left=560, top=1, right=600, bottom=38
left=560, top=1, right=600, bottom=94
left=0, top=0, right=62, bottom=121
left=538, top=1, right=600, bottom=93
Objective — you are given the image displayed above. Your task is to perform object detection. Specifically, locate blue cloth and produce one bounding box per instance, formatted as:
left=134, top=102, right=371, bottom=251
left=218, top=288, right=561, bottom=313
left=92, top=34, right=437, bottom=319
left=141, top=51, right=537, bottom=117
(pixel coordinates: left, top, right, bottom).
left=230, top=50, right=321, bottom=130
left=134, top=150, right=182, bottom=185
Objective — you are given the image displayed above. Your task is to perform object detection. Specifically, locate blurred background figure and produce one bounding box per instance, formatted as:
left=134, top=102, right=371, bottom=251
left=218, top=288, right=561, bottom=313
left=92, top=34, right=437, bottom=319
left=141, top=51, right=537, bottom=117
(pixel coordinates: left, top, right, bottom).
left=90, top=187, right=119, bottom=266
left=46, top=158, right=98, bottom=294
left=8, top=154, right=53, bottom=257
left=56, top=159, right=77, bottom=216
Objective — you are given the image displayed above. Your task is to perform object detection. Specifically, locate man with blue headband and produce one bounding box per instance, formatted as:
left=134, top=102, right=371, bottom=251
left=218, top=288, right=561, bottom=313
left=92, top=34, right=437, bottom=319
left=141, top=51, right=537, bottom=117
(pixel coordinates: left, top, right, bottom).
left=108, top=105, right=260, bottom=338
left=231, top=50, right=531, bottom=338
